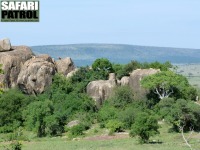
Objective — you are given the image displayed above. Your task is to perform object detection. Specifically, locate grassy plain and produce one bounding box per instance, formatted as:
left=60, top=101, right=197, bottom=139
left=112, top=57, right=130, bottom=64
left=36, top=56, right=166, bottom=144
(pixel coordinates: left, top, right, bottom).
left=176, top=64, right=200, bottom=88
left=1, top=123, right=200, bottom=150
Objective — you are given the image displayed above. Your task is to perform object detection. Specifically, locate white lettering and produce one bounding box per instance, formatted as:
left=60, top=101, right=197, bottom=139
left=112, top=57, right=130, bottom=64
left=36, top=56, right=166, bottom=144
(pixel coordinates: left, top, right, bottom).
left=27, top=2, right=34, bottom=10
left=2, top=1, right=39, bottom=11
left=20, top=2, right=27, bottom=10
left=1, top=1, right=8, bottom=10
left=9, top=2, right=16, bottom=10
left=15, top=2, right=21, bottom=10
left=34, top=2, right=39, bottom=10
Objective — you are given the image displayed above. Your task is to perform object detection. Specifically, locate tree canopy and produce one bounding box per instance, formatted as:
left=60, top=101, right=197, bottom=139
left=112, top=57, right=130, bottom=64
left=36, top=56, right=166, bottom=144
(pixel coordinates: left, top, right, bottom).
left=141, top=71, right=196, bottom=100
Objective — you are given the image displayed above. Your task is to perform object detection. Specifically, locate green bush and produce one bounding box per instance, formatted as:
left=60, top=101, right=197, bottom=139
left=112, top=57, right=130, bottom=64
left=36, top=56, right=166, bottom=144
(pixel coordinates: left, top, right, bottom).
left=0, top=89, right=34, bottom=133
left=23, top=100, right=54, bottom=137
left=109, top=86, right=134, bottom=108
left=130, top=113, right=159, bottom=143
left=69, top=124, right=87, bottom=137
left=105, top=120, right=124, bottom=133
left=166, top=99, right=200, bottom=131
left=92, top=58, right=113, bottom=79
left=97, top=103, right=118, bottom=122
left=119, top=106, right=136, bottom=129
left=11, top=141, right=22, bottom=150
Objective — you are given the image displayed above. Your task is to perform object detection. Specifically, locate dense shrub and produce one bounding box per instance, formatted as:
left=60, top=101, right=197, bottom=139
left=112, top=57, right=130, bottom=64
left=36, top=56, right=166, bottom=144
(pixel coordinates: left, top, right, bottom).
left=157, top=98, right=200, bottom=131
left=118, top=106, right=136, bottom=129
left=97, top=103, right=118, bottom=122
left=130, top=113, right=159, bottom=143
left=105, top=120, right=124, bottom=133
left=69, top=124, right=88, bottom=137
left=0, top=89, right=34, bottom=133
left=92, top=58, right=113, bottom=79
left=109, top=86, right=134, bottom=109
left=23, top=100, right=54, bottom=137
left=168, top=99, right=200, bottom=131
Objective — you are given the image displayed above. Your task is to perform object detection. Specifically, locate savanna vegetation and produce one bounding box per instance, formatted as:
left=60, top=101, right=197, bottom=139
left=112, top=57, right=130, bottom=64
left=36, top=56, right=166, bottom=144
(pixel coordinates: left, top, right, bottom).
left=0, top=59, right=200, bottom=150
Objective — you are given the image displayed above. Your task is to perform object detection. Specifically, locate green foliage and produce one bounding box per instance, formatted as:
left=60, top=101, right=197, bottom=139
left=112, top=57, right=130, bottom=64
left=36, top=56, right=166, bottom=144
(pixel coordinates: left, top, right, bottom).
left=156, top=98, right=175, bottom=118
left=50, top=73, right=73, bottom=95
left=69, top=124, right=87, bottom=138
left=167, top=99, right=200, bottom=131
left=141, top=71, right=196, bottom=100
left=92, top=58, right=113, bottom=72
left=97, top=103, right=118, bottom=122
left=142, top=61, right=172, bottom=71
left=70, top=66, right=109, bottom=93
left=116, top=61, right=172, bottom=79
left=157, top=98, right=200, bottom=131
left=40, top=73, right=97, bottom=136
left=130, top=113, right=159, bottom=143
left=0, top=89, right=33, bottom=133
left=105, top=120, right=124, bottom=133
left=11, top=141, right=22, bottom=150
left=109, top=86, right=134, bottom=109
left=92, top=58, right=113, bottom=79
left=118, top=106, right=136, bottom=129
left=116, top=61, right=142, bottom=79
left=23, top=100, right=54, bottom=137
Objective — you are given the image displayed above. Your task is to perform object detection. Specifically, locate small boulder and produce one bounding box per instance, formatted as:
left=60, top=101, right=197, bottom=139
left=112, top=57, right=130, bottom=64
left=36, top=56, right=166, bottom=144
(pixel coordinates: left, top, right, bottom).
left=0, top=38, right=11, bottom=51
left=55, top=57, right=75, bottom=76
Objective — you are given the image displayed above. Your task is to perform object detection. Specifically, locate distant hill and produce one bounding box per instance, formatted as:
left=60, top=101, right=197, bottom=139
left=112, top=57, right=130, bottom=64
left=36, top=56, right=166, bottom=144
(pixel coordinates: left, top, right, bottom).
left=31, top=44, right=200, bottom=66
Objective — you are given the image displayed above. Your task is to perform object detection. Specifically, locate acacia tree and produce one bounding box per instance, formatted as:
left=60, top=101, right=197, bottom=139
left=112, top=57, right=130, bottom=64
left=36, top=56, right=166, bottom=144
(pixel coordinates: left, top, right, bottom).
left=141, top=71, right=196, bottom=100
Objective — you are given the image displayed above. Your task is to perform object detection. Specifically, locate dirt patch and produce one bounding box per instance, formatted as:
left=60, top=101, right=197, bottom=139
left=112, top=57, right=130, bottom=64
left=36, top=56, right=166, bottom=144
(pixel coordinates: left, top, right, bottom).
left=85, top=132, right=129, bottom=141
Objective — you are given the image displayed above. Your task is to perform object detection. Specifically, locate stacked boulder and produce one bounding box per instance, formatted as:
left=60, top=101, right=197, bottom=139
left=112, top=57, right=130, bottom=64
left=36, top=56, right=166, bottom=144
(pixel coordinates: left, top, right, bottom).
left=86, top=69, right=160, bottom=107
left=87, top=73, right=117, bottom=107
left=0, top=38, right=76, bottom=94
left=0, top=39, right=34, bottom=88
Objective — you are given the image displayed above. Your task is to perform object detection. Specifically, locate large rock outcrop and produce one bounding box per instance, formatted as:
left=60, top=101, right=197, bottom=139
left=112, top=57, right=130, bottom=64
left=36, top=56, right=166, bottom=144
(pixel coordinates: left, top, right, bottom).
left=0, top=46, right=34, bottom=88
left=0, top=38, right=11, bottom=52
left=55, top=57, right=75, bottom=76
left=0, top=38, right=77, bottom=94
left=17, top=54, right=56, bottom=95
left=129, top=68, right=160, bottom=99
left=87, top=73, right=117, bottom=107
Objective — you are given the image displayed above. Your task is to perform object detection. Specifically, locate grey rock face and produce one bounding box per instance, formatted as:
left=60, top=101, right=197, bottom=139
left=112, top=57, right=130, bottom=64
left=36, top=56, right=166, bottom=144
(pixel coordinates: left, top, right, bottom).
left=119, top=76, right=130, bottom=86
left=55, top=57, right=75, bottom=76
left=86, top=73, right=117, bottom=107
left=66, top=68, right=79, bottom=78
left=129, top=69, right=160, bottom=99
left=17, top=54, right=56, bottom=95
left=0, top=46, right=34, bottom=88
left=0, top=38, right=11, bottom=51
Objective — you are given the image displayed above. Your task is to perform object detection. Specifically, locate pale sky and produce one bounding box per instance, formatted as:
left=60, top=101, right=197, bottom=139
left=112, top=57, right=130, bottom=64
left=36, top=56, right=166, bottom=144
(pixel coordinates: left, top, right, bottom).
left=0, top=0, right=200, bottom=48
